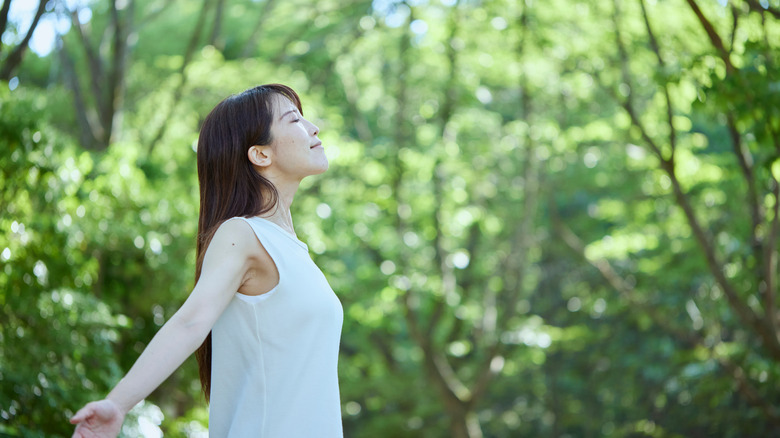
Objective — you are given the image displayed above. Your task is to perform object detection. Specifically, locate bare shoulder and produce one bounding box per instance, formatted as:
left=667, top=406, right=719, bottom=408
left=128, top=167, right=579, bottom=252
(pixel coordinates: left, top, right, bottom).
left=212, top=217, right=255, bottom=243
left=210, top=217, right=274, bottom=269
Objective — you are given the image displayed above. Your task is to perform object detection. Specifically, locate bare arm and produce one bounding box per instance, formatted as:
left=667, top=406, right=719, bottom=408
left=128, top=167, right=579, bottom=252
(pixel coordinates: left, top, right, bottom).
left=71, top=219, right=260, bottom=436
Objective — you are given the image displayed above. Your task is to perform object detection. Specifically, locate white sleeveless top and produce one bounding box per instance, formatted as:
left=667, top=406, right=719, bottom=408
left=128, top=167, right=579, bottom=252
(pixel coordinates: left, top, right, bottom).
left=209, top=216, right=344, bottom=437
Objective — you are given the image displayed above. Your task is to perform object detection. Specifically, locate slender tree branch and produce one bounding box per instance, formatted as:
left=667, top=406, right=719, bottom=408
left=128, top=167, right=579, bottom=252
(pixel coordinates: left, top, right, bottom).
left=137, top=0, right=175, bottom=31
left=729, top=3, right=739, bottom=54
left=613, top=0, right=780, bottom=360
left=330, top=22, right=371, bottom=143
left=390, top=2, right=428, bottom=398
left=467, top=201, right=536, bottom=405
left=0, top=0, right=12, bottom=56
left=208, top=0, right=226, bottom=47
left=468, top=344, right=502, bottom=409
left=447, top=221, right=483, bottom=345
left=147, top=0, right=215, bottom=155
left=639, top=0, right=676, bottom=156
left=764, top=178, right=779, bottom=336
left=0, top=0, right=46, bottom=80
left=470, top=1, right=538, bottom=411
left=369, top=331, right=399, bottom=373
left=667, top=168, right=780, bottom=359
left=432, top=349, right=471, bottom=402
left=239, top=0, right=278, bottom=57
left=744, top=0, right=780, bottom=20
left=428, top=6, right=461, bottom=335
left=649, top=0, right=763, bottom=317
left=553, top=197, right=780, bottom=423
left=715, top=354, right=780, bottom=423
left=428, top=162, right=457, bottom=335
left=611, top=0, right=669, bottom=164
left=764, top=12, right=780, bottom=332
left=726, top=112, right=763, bottom=252
left=684, top=0, right=734, bottom=73
left=551, top=199, right=701, bottom=345
left=336, top=63, right=373, bottom=144
left=58, top=38, right=99, bottom=150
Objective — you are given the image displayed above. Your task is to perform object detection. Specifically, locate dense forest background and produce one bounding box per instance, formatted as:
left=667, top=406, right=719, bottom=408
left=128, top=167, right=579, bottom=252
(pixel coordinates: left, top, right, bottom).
left=2, top=0, right=779, bottom=436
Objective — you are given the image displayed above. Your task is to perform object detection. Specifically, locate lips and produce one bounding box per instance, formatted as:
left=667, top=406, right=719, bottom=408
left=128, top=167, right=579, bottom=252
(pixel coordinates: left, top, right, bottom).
left=310, top=142, right=322, bottom=149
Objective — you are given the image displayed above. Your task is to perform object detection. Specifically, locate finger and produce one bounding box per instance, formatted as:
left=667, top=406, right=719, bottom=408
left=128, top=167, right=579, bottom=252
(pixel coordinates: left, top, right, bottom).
left=72, top=425, right=88, bottom=438
left=69, top=405, right=93, bottom=424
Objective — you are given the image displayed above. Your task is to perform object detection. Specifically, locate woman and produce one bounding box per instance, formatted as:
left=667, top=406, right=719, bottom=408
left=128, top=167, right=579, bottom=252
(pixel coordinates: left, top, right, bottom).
left=70, top=84, right=344, bottom=437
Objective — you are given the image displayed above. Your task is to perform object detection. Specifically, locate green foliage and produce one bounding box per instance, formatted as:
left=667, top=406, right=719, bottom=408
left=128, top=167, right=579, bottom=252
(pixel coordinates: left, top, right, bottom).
left=0, top=87, right=123, bottom=436
left=2, top=0, right=780, bottom=436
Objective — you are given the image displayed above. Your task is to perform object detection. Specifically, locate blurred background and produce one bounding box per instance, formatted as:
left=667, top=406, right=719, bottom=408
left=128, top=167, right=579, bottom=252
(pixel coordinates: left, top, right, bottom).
left=1, top=0, right=779, bottom=436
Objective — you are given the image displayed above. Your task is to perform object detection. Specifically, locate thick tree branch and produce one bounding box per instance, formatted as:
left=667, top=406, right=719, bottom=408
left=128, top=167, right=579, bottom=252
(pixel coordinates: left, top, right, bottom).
left=399, top=293, right=470, bottom=426
left=428, top=6, right=461, bottom=335
left=470, top=2, right=539, bottom=410
left=390, top=7, right=477, bottom=438
left=70, top=8, right=108, bottom=122
left=105, top=0, right=132, bottom=145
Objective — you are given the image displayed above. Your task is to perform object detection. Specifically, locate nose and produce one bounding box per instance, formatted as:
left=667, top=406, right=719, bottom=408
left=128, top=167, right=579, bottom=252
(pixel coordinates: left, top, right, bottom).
left=306, top=118, right=319, bottom=136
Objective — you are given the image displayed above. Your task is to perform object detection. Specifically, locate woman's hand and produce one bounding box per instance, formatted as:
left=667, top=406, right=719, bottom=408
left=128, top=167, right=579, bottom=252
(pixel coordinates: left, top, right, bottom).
left=70, top=399, right=125, bottom=438
left=68, top=219, right=259, bottom=438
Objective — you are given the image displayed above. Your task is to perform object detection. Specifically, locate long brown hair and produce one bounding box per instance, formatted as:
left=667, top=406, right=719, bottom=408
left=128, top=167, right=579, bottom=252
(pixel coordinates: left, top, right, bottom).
left=193, top=84, right=303, bottom=401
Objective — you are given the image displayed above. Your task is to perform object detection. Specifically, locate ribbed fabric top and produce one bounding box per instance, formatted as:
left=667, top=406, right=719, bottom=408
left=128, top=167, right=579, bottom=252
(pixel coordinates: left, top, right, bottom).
left=208, top=216, right=344, bottom=437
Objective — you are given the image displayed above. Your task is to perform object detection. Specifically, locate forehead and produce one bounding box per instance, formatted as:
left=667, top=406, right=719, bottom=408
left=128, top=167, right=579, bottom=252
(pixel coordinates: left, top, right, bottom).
left=272, top=94, right=300, bottom=116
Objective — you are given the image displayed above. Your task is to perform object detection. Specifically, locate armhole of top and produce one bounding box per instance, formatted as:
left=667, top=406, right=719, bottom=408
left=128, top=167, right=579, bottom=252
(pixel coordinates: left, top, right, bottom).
left=229, top=217, right=282, bottom=304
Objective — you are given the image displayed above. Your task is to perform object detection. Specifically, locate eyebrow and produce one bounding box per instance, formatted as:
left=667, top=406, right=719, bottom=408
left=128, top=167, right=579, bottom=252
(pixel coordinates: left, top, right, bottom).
left=278, top=109, right=298, bottom=121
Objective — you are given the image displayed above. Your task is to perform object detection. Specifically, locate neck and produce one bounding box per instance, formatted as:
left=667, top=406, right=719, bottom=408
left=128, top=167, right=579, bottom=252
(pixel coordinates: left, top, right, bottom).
left=261, top=177, right=300, bottom=235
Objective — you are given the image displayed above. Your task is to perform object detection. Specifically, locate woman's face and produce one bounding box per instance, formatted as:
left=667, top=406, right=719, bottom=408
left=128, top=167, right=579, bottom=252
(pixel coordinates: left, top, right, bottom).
left=266, top=95, right=328, bottom=180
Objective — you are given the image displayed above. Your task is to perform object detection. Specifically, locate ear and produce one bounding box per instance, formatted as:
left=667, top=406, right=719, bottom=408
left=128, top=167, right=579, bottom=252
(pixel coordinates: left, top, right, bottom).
left=248, top=145, right=273, bottom=169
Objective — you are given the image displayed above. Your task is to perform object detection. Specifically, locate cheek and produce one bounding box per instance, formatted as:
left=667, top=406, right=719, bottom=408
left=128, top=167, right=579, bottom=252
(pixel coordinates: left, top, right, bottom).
left=273, top=134, right=297, bottom=150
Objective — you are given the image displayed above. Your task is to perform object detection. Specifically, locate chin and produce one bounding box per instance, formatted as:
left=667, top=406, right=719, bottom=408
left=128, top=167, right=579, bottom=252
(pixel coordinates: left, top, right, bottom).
left=314, top=163, right=329, bottom=174
left=303, top=166, right=328, bottom=179
left=313, top=158, right=329, bottom=174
